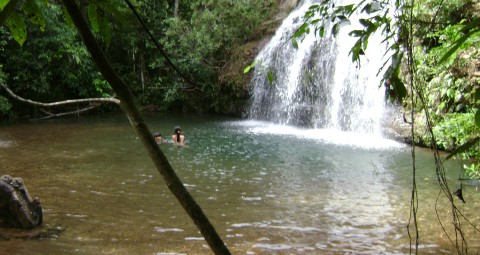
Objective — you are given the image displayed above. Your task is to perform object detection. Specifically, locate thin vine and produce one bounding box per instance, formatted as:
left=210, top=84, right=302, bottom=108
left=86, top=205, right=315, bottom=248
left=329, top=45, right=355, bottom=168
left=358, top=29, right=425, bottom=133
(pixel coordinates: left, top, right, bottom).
left=404, top=0, right=419, bottom=252
left=414, top=80, right=470, bottom=254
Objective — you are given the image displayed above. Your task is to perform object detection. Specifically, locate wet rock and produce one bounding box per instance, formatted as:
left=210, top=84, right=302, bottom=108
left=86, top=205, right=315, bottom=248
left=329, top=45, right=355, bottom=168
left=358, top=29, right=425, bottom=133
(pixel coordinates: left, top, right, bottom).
left=0, top=175, right=43, bottom=229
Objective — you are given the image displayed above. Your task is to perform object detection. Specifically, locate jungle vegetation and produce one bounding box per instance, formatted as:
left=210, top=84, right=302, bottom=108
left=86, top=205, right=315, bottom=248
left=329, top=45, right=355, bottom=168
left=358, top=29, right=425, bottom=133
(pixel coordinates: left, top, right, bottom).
left=0, top=0, right=276, bottom=117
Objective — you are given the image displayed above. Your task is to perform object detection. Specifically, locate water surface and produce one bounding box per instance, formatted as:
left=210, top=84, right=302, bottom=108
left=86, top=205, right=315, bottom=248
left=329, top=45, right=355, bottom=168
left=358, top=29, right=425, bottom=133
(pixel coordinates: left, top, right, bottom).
left=0, top=113, right=479, bottom=254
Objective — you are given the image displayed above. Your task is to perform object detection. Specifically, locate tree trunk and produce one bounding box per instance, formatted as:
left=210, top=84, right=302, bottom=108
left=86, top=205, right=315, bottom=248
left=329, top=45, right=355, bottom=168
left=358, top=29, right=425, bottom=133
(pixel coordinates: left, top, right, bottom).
left=60, top=1, right=231, bottom=254
left=174, top=0, right=179, bottom=18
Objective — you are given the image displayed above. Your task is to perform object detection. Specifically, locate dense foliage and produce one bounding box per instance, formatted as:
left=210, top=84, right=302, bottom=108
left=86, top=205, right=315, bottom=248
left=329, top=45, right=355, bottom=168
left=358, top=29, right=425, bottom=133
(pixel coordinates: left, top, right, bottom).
left=411, top=0, right=480, bottom=160
left=0, top=0, right=275, bottom=117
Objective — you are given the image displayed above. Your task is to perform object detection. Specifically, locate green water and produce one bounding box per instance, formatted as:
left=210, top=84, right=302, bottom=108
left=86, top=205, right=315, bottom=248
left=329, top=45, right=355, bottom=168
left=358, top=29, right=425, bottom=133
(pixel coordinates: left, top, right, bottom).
left=0, top=113, right=479, bottom=254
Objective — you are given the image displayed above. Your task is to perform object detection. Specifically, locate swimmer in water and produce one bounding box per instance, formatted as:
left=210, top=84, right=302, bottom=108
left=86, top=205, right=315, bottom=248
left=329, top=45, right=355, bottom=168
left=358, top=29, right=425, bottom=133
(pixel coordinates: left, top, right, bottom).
left=153, top=132, right=164, bottom=144
left=171, top=126, right=185, bottom=146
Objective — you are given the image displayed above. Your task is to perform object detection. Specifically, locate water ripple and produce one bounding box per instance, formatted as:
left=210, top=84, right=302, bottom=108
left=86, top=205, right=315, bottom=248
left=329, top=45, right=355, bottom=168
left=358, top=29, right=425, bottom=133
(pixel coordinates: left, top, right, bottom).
left=252, top=243, right=292, bottom=250
left=154, top=227, right=184, bottom=233
left=231, top=222, right=321, bottom=232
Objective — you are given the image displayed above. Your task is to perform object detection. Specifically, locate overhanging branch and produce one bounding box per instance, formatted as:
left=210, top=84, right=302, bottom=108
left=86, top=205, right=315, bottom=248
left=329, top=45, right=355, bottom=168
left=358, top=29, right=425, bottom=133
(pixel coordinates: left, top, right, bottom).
left=1, top=83, right=121, bottom=106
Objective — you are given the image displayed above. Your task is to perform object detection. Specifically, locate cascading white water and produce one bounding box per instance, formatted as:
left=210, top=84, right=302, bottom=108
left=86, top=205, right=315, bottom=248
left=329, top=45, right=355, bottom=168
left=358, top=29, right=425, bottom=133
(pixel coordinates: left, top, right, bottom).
left=247, top=0, right=389, bottom=136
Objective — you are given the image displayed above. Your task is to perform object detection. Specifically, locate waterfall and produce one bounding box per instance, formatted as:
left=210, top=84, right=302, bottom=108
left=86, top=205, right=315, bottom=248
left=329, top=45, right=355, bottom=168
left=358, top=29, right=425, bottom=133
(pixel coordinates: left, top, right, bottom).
left=247, top=0, right=389, bottom=136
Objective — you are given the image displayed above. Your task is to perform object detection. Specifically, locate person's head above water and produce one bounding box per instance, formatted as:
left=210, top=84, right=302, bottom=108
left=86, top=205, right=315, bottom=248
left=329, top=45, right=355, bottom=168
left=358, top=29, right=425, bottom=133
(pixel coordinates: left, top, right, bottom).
left=153, top=132, right=163, bottom=143
left=173, top=125, right=184, bottom=144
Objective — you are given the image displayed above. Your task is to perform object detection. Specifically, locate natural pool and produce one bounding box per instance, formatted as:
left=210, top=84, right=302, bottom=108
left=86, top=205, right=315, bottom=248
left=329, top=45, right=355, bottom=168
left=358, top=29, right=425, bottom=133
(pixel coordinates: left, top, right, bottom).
left=0, top=113, right=479, bottom=254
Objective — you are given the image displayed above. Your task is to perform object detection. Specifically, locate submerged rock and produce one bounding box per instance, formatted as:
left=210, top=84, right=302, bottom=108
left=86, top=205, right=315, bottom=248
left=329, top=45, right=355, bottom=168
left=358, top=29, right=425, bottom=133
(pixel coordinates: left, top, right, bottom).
left=0, top=175, right=43, bottom=229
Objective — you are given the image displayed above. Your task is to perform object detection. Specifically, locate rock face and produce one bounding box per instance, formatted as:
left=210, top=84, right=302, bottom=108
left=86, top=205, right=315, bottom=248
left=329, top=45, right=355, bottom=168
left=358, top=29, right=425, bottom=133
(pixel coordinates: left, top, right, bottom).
left=218, top=0, right=301, bottom=116
left=0, top=175, right=43, bottom=228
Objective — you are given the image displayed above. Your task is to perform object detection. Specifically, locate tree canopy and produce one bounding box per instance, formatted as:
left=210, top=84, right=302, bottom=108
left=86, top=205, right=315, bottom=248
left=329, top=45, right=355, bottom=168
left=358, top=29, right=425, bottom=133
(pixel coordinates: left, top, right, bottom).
left=0, top=0, right=275, bottom=117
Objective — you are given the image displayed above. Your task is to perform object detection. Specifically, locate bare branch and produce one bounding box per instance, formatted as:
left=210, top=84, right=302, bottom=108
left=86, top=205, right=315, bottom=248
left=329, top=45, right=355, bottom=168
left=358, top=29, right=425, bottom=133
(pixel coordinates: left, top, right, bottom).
left=1, top=84, right=121, bottom=106
left=31, top=106, right=98, bottom=120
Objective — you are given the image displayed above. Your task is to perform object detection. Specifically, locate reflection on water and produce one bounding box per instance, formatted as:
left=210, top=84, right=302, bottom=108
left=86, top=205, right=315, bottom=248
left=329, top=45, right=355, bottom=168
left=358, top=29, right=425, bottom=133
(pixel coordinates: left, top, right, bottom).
left=0, top=114, right=479, bottom=254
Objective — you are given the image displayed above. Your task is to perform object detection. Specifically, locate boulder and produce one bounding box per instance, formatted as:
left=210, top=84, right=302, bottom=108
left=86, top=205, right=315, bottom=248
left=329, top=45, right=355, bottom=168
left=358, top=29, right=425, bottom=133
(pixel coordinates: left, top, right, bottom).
left=0, top=175, right=43, bottom=228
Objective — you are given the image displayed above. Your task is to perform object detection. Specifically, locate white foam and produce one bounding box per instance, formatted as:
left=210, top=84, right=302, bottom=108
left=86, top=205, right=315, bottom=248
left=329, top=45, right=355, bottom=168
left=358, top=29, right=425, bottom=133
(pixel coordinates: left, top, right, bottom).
left=154, top=227, right=184, bottom=233
left=230, top=120, right=404, bottom=150
left=252, top=243, right=292, bottom=250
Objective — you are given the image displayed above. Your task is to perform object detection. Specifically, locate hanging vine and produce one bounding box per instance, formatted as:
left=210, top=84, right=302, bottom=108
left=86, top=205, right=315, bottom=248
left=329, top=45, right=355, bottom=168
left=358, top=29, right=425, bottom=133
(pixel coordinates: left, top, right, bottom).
left=403, top=0, right=419, bottom=252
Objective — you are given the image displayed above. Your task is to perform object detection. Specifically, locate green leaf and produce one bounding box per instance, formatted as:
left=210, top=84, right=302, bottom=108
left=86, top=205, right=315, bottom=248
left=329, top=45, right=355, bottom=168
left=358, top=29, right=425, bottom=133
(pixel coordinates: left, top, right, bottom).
left=439, top=20, right=480, bottom=63
left=310, top=18, right=321, bottom=25
left=331, top=23, right=340, bottom=36
left=0, top=0, right=10, bottom=10
left=359, top=18, right=370, bottom=27
left=24, top=0, right=46, bottom=31
left=362, top=36, right=369, bottom=50
left=439, top=41, right=461, bottom=62
left=293, top=23, right=308, bottom=39
left=292, top=38, right=298, bottom=49
left=267, top=71, right=274, bottom=84
left=476, top=110, right=480, bottom=128
left=62, top=6, right=73, bottom=26
left=95, top=0, right=126, bottom=21
left=243, top=61, right=258, bottom=74
left=316, top=26, right=325, bottom=37
left=7, top=11, right=26, bottom=46
left=475, top=89, right=480, bottom=101
left=0, top=0, right=18, bottom=26
left=350, top=39, right=362, bottom=62
left=88, top=3, right=99, bottom=33
left=98, top=14, right=111, bottom=45
left=348, top=30, right=364, bottom=37
left=343, top=4, right=355, bottom=15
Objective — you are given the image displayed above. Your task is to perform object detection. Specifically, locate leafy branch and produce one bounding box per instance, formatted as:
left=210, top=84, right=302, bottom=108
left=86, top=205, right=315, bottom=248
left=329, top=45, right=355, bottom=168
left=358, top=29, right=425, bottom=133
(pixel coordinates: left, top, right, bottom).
left=291, top=0, right=407, bottom=103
